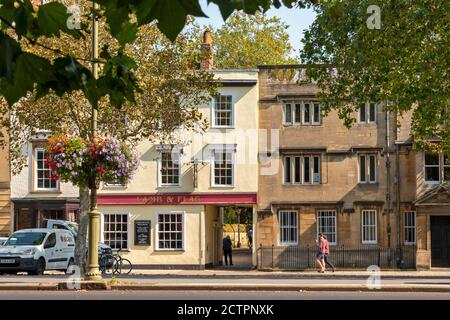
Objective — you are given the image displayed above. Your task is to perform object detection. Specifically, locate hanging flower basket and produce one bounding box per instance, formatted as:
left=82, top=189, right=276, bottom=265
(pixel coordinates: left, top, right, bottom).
left=45, top=133, right=140, bottom=188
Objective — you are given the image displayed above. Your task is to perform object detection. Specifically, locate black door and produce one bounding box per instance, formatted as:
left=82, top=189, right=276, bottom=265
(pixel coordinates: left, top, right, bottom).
left=431, top=216, right=450, bottom=267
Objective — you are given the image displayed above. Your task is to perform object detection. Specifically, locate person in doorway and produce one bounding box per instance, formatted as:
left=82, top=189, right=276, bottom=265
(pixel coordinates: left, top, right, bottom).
left=247, top=229, right=253, bottom=248
left=223, top=235, right=233, bottom=266
left=322, top=234, right=335, bottom=272
left=315, top=233, right=326, bottom=273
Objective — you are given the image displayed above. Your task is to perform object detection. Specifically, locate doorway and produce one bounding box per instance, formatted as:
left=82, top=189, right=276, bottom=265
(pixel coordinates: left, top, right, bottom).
left=218, top=206, right=253, bottom=270
left=431, top=216, right=450, bottom=267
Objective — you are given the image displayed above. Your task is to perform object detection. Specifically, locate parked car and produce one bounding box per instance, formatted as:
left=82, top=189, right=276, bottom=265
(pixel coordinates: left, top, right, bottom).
left=0, top=229, right=75, bottom=275
left=0, top=237, right=8, bottom=246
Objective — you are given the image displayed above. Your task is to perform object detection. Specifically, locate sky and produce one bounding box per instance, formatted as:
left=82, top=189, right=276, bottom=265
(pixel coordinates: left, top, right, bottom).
left=196, top=0, right=317, bottom=55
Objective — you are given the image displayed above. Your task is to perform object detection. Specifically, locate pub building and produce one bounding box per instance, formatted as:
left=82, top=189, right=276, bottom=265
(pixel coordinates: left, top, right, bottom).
left=97, top=51, right=260, bottom=268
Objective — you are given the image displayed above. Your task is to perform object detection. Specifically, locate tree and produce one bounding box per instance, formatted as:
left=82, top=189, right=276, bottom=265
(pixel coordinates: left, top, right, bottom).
left=0, top=0, right=316, bottom=277
left=300, top=0, right=449, bottom=150
left=0, top=0, right=316, bottom=110
left=1, top=5, right=217, bottom=274
left=212, top=11, right=297, bottom=69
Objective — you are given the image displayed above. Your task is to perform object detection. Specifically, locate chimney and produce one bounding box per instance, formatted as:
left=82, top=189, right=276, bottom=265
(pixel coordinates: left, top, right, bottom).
left=200, top=30, right=214, bottom=70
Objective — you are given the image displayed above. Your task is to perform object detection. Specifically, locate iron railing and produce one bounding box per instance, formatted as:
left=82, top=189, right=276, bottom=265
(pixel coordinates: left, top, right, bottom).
left=257, top=244, right=417, bottom=270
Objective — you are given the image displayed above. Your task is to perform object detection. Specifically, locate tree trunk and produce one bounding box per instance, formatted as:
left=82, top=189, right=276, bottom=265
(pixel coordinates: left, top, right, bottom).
left=74, top=186, right=90, bottom=275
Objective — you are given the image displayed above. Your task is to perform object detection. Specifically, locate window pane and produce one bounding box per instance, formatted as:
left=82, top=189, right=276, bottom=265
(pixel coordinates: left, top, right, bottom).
left=369, top=103, right=376, bottom=122
left=304, top=157, right=310, bottom=183
left=157, top=213, right=184, bottom=249
left=284, top=157, right=291, bottom=184
left=359, top=105, right=366, bottom=122
left=425, top=153, right=439, bottom=165
left=425, top=167, right=440, bottom=182
left=360, top=155, right=367, bottom=182
left=284, top=104, right=292, bottom=124
left=214, top=151, right=233, bottom=186
left=313, top=103, right=320, bottom=123
left=214, top=95, right=232, bottom=127
left=369, top=155, right=376, bottom=182
left=303, top=103, right=310, bottom=124
left=294, top=104, right=301, bottom=123
left=294, top=157, right=301, bottom=183
left=444, top=154, right=450, bottom=182
left=313, top=156, right=320, bottom=183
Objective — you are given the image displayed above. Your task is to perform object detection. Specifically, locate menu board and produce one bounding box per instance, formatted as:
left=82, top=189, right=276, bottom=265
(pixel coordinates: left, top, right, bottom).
left=134, top=220, right=151, bottom=246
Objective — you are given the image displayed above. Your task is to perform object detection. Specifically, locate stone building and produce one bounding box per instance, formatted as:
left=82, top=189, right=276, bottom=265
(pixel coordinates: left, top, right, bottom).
left=255, top=65, right=449, bottom=269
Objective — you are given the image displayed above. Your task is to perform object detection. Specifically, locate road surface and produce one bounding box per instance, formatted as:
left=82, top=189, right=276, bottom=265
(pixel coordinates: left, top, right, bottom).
left=0, top=290, right=449, bottom=300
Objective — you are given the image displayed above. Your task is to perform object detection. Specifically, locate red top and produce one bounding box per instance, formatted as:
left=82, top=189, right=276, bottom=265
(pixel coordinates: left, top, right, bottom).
left=320, top=238, right=330, bottom=254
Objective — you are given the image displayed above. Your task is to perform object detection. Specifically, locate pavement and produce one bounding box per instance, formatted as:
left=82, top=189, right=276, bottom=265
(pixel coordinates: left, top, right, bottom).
left=1, top=268, right=450, bottom=292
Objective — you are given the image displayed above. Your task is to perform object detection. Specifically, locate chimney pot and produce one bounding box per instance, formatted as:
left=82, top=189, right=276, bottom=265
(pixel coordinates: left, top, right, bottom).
left=200, top=30, right=214, bottom=70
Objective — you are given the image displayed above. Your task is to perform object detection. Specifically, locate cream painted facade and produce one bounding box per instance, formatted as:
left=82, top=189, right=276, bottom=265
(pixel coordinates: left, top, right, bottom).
left=0, top=127, right=11, bottom=237
left=98, top=70, right=259, bottom=268
left=11, top=135, right=80, bottom=231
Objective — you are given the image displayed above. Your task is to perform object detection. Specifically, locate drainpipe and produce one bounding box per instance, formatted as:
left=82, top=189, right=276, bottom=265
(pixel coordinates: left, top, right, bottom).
left=395, top=111, right=402, bottom=267
left=386, top=107, right=392, bottom=263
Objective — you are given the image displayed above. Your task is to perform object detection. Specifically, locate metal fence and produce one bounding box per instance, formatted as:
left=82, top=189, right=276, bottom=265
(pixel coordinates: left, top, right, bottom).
left=257, top=245, right=417, bottom=270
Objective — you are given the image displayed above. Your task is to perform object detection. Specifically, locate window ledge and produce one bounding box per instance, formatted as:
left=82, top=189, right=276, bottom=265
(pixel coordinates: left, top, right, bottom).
left=102, top=185, right=127, bottom=190
left=30, top=190, right=62, bottom=194
left=154, top=249, right=185, bottom=252
left=210, top=126, right=235, bottom=130
left=358, top=182, right=379, bottom=186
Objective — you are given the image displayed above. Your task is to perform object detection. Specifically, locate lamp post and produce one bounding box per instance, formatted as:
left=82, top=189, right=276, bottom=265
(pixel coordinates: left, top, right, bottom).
left=85, top=1, right=102, bottom=281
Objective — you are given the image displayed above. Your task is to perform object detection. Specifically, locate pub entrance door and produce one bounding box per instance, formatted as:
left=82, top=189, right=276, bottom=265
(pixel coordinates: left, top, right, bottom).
left=431, top=216, right=450, bottom=267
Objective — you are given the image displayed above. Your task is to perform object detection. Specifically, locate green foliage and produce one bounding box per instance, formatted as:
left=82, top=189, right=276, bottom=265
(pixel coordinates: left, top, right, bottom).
left=300, top=0, right=449, bottom=150
left=0, top=0, right=314, bottom=110
left=212, top=11, right=298, bottom=69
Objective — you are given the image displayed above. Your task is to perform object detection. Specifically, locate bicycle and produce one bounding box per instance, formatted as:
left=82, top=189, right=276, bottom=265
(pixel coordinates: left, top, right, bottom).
left=99, top=251, right=133, bottom=276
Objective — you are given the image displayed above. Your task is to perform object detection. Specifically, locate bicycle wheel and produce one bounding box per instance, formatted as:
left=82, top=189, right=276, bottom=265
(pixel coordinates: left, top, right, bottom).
left=118, top=258, right=133, bottom=275
left=101, top=254, right=119, bottom=275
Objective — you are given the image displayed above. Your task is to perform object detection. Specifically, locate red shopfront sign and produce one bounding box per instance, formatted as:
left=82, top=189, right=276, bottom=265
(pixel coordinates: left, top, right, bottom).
left=97, top=193, right=257, bottom=206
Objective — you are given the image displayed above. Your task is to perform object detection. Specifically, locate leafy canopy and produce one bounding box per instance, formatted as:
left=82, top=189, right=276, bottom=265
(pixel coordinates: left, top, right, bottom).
left=212, top=11, right=298, bottom=69
left=0, top=0, right=315, bottom=109
left=300, top=0, right=449, bottom=150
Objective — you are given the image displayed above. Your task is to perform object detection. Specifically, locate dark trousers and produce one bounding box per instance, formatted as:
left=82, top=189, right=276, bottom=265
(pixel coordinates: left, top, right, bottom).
left=324, top=254, right=335, bottom=270
left=223, top=249, right=233, bottom=265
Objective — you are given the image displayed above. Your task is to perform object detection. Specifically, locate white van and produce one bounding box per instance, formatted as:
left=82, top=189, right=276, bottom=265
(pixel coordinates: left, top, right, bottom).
left=0, top=229, right=75, bottom=275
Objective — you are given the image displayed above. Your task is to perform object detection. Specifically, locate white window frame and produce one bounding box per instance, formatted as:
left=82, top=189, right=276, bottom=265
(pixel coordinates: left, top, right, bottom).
left=283, top=156, right=292, bottom=184
left=101, top=212, right=130, bottom=251
left=278, top=210, right=298, bottom=246
left=359, top=154, right=377, bottom=184
left=312, top=103, right=321, bottom=125
left=361, top=209, right=378, bottom=244
left=211, top=94, right=234, bottom=128
left=424, top=152, right=441, bottom=185
left=157, top=149, right=182, bottom=187
left=34, top=148, right=58, bottom=191
left=283, top=103, right=293, bottom=125
left=283, top=155, right=321, bottom=185
left=211, top=146, right=236, bottom=187
left=404, top=211, right=416, bottom=245
left=155, top=212, right=185, bottom=251
left=358, top=103, right=377, bottom=124
left=316, top=210, right=337, bottom=245
left=303, top=102, right=311, bottom=125
left=444, top=154, right=450, bottom=183
left=284, top=102, right=321, bottom=126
